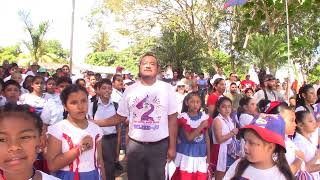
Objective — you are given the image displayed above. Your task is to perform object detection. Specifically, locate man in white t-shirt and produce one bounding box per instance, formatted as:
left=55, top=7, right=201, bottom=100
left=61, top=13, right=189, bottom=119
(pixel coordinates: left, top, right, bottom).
left=94, top=53, right=178, bottom=180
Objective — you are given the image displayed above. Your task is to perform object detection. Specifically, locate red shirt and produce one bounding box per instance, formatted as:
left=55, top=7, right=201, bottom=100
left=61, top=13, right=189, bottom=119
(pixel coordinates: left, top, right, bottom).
left=240, top=80, right=255, bottom=89
left=207, top=92, right=223, bottom=106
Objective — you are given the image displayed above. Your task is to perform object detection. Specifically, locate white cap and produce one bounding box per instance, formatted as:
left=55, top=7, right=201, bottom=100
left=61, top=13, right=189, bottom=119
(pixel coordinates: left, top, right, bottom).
left=176, top=80, right=186, bottom=86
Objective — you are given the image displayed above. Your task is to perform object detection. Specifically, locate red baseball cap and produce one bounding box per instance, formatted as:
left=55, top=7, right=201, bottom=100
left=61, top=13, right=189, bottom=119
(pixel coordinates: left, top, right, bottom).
left=116, top=66, right=124, bottom=72
left=240, top=114, right=286, bottom=152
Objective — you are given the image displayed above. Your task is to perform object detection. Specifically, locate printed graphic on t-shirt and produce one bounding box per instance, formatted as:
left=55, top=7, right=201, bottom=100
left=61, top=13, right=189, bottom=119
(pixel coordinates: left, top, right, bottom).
left=131, top=95, right=162, bottom=130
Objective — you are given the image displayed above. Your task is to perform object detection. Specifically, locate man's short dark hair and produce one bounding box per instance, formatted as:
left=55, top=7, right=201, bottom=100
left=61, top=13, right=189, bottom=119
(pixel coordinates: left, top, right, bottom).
left=3, top=80, right=21, bottom=90
left=112, top=74, right=122, bottom=83
left=75, top=78, right=85, bottom=85
left=96, top=78, right=112, bottom=89
left=139, top=52, right=159, bottom=66
left=230, top=82, right=237, bottom=87
left=56, top=76, right=72, bottom=86
left=87, top=71, right=94, bottom=76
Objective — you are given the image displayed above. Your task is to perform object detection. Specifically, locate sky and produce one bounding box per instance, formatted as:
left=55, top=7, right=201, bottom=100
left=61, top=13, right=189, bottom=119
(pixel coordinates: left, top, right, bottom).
left=0, top=0, right=130, bottom=65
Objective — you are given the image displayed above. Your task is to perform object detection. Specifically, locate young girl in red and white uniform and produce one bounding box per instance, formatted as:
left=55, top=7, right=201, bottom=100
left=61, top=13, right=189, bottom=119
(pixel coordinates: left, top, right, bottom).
left=46, top=85, right=105, bottom=180
left=172, top=92, right=211, bottom=180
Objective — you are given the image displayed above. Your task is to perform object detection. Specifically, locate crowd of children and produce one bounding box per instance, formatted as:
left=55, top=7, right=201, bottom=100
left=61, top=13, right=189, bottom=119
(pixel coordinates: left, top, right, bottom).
left=1, top=59, right=320, bottom=180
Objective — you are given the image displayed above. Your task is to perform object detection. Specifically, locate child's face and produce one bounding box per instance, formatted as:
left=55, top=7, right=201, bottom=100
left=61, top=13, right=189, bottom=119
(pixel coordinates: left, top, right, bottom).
left=0, top=116, right=40, bottom=174
left=4, top=85, right=20, bottom=103
left=304, top=88, right=317, bottom=104
left=78, top=80, right=86, bottom=88
left=46, top=80, right=56, bottom=94
left=244, top=99, right=257, bottom=115
left=243, top=130, right=274, bottom=165
left=65, top=91, right=88, bottom=121
left=99, top=84, right=112, bottom=101
left=219, top=100, right=232, bottom=116
left=299, top=113, right=317, bottom=134
left=31, top=79, right=44, bottom=93
left=90, top=76, right=96, bottom=86
left=57, top=82, right=70, bottom=93
left=186, top=95, right=201, bottom=113
left=281, top=110, right=296, bottom=136
left=11, top=74, right=22, bottom=84
left=112, top=77, right=124, bottom=90
left=245, top=90, right=253, bottom=97
left=289, top=98, right=296, bottom=107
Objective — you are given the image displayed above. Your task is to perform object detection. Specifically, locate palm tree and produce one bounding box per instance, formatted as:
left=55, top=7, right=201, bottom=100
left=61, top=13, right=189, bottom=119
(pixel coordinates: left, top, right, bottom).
left=19, top=11, right=50, bottom=63
left=90, top=30, right=112, bottom=52
left=246, top=33, right=287, bottom=74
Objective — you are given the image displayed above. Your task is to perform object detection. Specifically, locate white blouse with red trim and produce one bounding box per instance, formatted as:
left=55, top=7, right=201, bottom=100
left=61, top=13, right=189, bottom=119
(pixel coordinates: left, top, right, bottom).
left=177, top=112, right=212, bottom=131
left=48, top=120, right=103, bottom=172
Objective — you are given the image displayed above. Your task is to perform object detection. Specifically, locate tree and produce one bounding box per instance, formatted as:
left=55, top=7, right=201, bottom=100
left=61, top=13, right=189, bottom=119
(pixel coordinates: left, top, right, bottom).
left=19, top=10, right=50, bottom=62
left=85, top=49, right=120, bottom=66
left=308, top=61, right=320, bottom=84
left=85, top=36, right=157, bottom=75
left=41, top=40, right=69, bottom=63
left=90, top=30, right=112, bottom=52
left=245, top=33, right=287, bottom=74
left=90, top=0, right=320, bottom=75
left=0, top=44, right=22, bottom=63
left=154, top=29, right=208, bottom=74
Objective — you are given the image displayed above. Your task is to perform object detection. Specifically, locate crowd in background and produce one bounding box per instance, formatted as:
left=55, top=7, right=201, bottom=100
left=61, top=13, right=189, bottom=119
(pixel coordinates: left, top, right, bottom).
left=1, top=54, right=320, bottom=180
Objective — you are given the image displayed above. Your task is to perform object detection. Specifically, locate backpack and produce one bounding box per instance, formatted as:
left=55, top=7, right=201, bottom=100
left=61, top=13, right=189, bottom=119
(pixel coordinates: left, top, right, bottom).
left=92, top=99, right=118, bottom=119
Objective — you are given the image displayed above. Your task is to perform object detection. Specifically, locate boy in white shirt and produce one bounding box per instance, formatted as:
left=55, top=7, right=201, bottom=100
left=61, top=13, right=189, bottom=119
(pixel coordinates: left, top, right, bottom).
left=88, top=78, right=119, bottom=180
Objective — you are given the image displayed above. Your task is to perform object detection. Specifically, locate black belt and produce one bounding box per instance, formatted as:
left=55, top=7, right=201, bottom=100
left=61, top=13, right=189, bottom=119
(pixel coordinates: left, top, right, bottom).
left=103, top=134, right=117, bottom=139
left=130, top=137, right=168, bottom=145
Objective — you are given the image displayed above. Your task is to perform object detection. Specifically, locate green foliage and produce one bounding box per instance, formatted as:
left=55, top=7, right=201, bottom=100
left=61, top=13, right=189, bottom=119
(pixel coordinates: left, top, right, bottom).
left=308, top=62, right=320, bottom=84
left=154, top=29, right=208, bottom=74
left=19, top=10, right=50, bottom=62
left=43, top=40, right=69, bottom=59
left=85, top=36, right=157, bottom=75
left=0, top=44, right=22, bottom=63
left=90, top=31, right=112, bottom=52
left=85, top=50, right=120, bottom=66
left=246, top=33, right=287, bottom=74
left=89, top=0, right=320, bottom=76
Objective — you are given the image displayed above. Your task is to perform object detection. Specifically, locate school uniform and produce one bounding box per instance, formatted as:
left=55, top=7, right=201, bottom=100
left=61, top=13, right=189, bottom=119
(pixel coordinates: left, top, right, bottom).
left=294, top=133, right=320, bottom=179
left=41, top=96, right=64, bottom=126
left=48, top=120, right=103, bottom=180
left=88, top=98, right=118, bottom=180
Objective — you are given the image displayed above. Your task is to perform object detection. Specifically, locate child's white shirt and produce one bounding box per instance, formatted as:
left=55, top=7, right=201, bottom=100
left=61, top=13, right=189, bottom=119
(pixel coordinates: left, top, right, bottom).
left=223, top=159, right=286, bottom=180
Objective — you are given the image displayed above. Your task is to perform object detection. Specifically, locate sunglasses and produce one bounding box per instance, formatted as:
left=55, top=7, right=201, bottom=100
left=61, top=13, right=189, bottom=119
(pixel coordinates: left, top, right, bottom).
left=177, top=85, right=185, bottom=88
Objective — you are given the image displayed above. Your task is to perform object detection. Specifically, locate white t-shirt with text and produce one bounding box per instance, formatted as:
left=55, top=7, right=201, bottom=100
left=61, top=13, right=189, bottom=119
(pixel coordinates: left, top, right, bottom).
left=117, top=80, right=178, bottom=142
